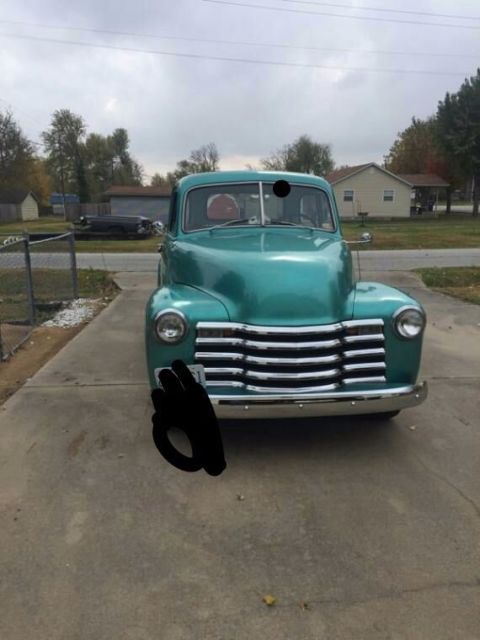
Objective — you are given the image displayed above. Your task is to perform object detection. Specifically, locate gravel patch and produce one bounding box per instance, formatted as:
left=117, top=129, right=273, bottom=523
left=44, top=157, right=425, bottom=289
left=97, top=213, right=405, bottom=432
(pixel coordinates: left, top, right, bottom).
left=42, top=298, right=100, bottom=328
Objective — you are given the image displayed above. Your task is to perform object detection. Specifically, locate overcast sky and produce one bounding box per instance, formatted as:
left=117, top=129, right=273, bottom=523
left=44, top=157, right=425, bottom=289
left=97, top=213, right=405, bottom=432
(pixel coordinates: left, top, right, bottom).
left=1, top=0, right=479, bottom=180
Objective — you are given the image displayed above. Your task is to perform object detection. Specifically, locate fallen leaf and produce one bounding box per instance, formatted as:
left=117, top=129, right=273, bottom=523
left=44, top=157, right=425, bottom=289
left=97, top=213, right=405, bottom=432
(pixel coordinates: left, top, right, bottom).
left=262, top=594, right=276, bottom=606
left=299, top=601, right=310, bottom=610
left=409, top=425, right=417, bottom=431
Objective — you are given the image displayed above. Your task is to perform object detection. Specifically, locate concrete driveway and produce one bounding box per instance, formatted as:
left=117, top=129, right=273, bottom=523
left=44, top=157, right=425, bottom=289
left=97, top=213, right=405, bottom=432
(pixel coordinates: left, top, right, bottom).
left=1, top=272, right=479, bottom=639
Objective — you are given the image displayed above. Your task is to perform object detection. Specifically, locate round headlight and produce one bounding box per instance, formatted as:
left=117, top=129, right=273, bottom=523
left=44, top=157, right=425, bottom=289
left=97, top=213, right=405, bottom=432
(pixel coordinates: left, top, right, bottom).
left=393, top=306, right=426, bottom=339
left=154, top=310, right=188, bottom=344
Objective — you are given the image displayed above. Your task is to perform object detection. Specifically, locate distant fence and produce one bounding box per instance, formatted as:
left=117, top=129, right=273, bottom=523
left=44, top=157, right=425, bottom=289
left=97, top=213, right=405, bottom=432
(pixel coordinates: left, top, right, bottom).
left=52, top=202, right=111, bottom=221
left=0, top=232, right=78, bottom=360
left=0, top=204, right=19, bottom=223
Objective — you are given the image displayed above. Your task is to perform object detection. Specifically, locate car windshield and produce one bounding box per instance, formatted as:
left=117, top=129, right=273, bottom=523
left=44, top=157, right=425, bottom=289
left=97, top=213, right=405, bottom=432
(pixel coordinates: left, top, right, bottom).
left=183, top=182, right=335, bottom=232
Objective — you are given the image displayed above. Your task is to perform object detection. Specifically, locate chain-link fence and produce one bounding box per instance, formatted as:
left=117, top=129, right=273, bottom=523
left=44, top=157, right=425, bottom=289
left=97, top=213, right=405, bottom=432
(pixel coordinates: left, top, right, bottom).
left=0, top=232, right=78, bottom=360
left=0, top=236, right=34, bottom=360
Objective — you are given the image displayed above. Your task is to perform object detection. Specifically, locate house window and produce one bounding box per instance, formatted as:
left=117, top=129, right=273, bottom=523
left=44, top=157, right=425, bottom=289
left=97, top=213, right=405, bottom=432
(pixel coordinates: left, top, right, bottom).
left=383, top=189, right=395, bottom=202
left=343, top=190, right=354, bottom=202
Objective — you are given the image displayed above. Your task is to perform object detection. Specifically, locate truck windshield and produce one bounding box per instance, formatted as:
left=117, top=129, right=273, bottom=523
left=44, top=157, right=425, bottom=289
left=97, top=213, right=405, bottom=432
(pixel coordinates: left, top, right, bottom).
left=183, top=182, right=335, bottom=232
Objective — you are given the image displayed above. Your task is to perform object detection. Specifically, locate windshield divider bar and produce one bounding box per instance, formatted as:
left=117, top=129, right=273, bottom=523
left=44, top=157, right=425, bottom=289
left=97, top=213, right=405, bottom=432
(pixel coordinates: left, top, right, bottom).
left=259, top=181, right=265, bottom=226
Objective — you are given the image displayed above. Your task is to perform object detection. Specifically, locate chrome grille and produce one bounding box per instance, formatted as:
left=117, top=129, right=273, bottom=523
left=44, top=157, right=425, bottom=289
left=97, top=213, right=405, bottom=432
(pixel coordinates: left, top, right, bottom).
left=195, top=320, right=386, bottom=392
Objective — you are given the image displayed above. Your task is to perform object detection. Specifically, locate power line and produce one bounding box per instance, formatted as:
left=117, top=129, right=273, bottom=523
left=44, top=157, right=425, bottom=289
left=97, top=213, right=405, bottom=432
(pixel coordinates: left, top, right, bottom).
left=0, top=96, right=46, bottom=146
left=0, top=17, right=478, bottom=59
left=281, top=0, right=480, bottom=21
left=202, top=0, right=480, bottom=30
left=0, top=30, right=471, bottom=76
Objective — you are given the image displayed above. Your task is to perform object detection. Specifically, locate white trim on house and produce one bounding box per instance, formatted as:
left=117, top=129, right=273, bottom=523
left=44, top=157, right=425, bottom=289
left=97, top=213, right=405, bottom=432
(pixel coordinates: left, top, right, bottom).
left=331, top=163, right=414, bottom=188
left=343, top=189, right=354, bottom=202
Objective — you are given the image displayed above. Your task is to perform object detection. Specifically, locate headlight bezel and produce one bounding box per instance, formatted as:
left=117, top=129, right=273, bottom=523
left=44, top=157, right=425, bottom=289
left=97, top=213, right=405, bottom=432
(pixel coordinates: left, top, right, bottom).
left=153, top=309, right=188, bottom=344
left=392, top=305, right=426, bottom=340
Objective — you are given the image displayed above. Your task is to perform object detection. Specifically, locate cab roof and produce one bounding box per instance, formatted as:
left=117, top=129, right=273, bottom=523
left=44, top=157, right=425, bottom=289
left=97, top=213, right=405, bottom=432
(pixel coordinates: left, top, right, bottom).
left=176, top=170, right=332, bottom=192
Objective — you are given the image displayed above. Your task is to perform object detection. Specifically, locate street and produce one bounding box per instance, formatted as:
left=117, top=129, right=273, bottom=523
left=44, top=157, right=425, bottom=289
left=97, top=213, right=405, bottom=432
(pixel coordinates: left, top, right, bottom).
left=2, top=247, right=480, bottom=272
left=0, top=271, right=479, bottom=639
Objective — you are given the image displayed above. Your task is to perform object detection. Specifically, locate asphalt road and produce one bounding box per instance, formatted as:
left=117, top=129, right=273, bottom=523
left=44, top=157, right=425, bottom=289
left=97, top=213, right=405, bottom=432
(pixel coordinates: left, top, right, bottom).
left=2, top=248, right=480, bottom=272
left=74, top=248, right=480, bottom=272
left=0, top=272, right=479, bottom=639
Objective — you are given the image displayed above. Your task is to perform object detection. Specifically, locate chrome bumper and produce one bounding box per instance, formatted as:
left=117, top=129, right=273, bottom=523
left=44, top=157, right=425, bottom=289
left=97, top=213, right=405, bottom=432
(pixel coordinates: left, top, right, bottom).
left=209, top=382, right=428, bottom=419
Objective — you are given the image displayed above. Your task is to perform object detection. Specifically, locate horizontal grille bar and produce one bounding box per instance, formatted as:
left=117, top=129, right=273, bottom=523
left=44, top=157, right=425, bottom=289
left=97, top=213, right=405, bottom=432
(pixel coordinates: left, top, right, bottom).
left=205, top=381, right=341, bottom=393
left=196, top=337, right=342, bottom=350
left=197, top=321, right=344, bottom=335
left=198, top=319, right=383, bottom=335
left=343, top=334, right=384, bottom=344
left=195, top=352, right=341, bottom=366
left=343, top=362, right=386, bottom=372
left=343, top=348, right=385, bottom=359
left=343, top=376, right=387, bottom=385
left=204, top=367, right=341, bottom=380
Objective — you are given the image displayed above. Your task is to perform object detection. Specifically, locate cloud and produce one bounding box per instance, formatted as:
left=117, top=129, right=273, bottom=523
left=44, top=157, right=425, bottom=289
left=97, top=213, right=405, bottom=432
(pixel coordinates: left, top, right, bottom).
left=0, top=0, right=478, bottom=178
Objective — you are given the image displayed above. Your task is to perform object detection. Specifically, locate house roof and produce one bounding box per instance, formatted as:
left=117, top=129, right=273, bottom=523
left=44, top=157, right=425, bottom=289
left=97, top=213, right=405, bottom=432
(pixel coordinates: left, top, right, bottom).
left=104, top=185, right=172, bottom=198
left=0, top=188, right=37, bottom=205
left=325, top=164, right=372, bottom=184
left=397, top=174, right=449, bottom=188
left=326, top=163, right=418, bottom=188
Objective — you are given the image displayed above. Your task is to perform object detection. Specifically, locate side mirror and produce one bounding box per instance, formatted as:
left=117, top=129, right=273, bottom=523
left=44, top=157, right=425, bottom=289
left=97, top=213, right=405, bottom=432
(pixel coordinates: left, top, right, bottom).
left=360, top=232, right=372, bottom=243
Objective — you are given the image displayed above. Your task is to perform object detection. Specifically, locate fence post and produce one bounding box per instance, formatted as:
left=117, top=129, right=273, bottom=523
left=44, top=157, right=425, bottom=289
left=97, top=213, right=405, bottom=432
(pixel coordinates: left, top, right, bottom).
left=68, top=232, right=79, bottom=299
left=0, top=324, right=4, bottom=361
left=23, top=236, right=36, bottom=325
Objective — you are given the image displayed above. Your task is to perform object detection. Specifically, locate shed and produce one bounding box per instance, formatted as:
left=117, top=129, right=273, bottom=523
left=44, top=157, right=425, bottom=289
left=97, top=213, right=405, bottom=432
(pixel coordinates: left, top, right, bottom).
left=0, top=189, right=39, bottom=223
left=326, top=163, right=413, bottom=219
left=397, top=174, right=449, bottom=213
left=104, top=186, right=172, bottom=223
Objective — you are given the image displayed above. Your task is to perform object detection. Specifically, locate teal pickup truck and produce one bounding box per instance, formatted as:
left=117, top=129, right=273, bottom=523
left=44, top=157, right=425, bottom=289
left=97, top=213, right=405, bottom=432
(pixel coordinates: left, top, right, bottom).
left=145, top=171, right=427, bottom=419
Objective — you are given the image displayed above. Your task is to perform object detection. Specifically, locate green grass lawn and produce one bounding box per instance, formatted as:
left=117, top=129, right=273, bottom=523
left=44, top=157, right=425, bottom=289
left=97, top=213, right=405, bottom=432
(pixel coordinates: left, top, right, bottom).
left=341, top=217, right=480, bottom=250
left=0, top=268, right=118, bottom=323
left=2, top=215, right=480, bottom=252
left=416, top=267, right=480, bottom=305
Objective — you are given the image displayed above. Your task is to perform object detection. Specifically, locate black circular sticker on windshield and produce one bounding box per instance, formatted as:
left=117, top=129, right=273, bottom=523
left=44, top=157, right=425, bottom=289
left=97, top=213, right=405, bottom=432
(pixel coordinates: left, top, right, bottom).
left=272, top=180, right=291, bottom=198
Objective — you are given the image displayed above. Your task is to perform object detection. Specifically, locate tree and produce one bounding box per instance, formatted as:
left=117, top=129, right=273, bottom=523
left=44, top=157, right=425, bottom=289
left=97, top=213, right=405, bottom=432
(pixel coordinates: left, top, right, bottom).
left=41, top=109, right=87, bottom=200
left=151, top=143, right=220, bottom=187
left=109, top=128, right=143, bottom=186
left=384, top=116, right=459, bottom=214
left=83, top=128, right=143, bottom=200
left=0, top=110, right=35, bottom=188
left=150, top=172, right=171, bottom=187
left=0, top=110, right=52, bottom=204
left=261, top=135, right=334, bottom=176
left=436, top=69, right=480, bottom=216
left=27, top=158, right=53, bottom=205
left=190, top=142, right=219, bottom=172
left=384, top=117, right=438, bottom=174
left=84, top=132, right=114, bottom=198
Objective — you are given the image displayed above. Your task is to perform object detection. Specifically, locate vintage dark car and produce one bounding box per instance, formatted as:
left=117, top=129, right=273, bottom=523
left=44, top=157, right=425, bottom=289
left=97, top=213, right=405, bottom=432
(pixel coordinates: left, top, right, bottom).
left=73, top=215, right=153, bottom=238
left=145, top=171, right=427, bottom=420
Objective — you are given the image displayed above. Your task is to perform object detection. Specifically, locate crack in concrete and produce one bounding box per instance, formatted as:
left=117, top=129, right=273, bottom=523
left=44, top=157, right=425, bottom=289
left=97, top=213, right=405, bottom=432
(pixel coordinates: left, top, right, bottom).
left=21, top=382, right=149, bottom=389
left=274, top=578, right=480, bottom=611
left=412, top=452, right=480, bottom=520
left=425, top=376, right=480, bottom=381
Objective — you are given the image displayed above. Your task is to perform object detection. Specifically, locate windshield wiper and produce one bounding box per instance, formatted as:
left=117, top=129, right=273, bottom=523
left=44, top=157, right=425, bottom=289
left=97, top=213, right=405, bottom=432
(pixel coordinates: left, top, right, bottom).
left=267, top=218, right=315, bottom=232
left=209, top=218, right=259, bottom=232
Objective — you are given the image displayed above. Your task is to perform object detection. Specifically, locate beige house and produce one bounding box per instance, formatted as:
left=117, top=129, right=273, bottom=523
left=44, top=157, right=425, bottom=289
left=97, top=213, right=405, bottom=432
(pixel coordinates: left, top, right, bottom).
left=326, top=163, right=413, bottom=219
left=0, top=189, right=39, bottom=223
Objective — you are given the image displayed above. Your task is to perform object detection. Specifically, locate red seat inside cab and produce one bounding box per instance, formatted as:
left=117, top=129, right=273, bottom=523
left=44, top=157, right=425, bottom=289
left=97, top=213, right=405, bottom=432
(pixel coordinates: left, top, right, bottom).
left=207, top=194, right=240, bottom=221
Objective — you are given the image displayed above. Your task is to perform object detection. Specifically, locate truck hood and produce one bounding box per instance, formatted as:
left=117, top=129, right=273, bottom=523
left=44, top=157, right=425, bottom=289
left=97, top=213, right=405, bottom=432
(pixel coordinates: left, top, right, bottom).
left=169, top=229, right=354, bottom=325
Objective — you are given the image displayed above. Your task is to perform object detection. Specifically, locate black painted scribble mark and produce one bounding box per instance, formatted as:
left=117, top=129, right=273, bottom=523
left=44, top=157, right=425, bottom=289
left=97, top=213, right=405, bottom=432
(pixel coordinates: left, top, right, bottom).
left=273, top=179, right=291, bottom=198
left=151, top=360, right=226, bottom=476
